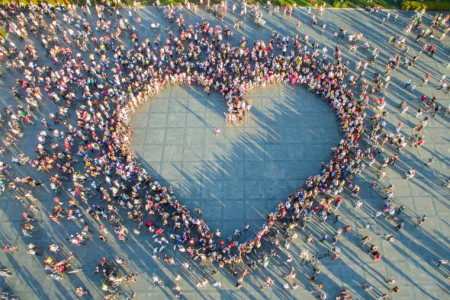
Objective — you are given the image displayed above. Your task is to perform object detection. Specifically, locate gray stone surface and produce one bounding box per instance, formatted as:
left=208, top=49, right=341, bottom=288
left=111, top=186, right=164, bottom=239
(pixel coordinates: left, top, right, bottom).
left=0, top=4, right=448, bottom=300
left=130, top=84, right=341, bottom=237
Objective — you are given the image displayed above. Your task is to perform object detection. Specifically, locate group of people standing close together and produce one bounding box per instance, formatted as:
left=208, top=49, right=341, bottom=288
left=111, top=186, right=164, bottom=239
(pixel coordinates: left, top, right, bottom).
left=0, top=0, right=447, bottom=299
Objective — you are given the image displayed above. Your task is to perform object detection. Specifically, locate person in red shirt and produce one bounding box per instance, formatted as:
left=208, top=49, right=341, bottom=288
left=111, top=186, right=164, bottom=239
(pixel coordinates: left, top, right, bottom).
left=335, top=196, right=343, bottom=209
left=428, top=45, right=436, bottom=57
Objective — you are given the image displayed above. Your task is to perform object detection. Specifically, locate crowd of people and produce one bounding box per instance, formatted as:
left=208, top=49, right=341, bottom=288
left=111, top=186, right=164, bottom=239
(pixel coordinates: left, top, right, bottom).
left=0, top=0, right=447, bottom=299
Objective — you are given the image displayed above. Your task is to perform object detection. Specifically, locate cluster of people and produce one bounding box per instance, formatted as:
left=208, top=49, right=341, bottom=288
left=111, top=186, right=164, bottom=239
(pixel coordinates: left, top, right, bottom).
left=44, top=252, right=80, bottom=281
left=96, top=256, right=138, bottom=297
left=0, top=0, right=447, bottom=298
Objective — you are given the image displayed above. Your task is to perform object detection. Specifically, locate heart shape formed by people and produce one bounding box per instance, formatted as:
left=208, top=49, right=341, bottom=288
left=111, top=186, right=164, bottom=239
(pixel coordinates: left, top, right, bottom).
left=113, top=47, right=365, bottom=257
left=129, top=84, right=341, bottom=236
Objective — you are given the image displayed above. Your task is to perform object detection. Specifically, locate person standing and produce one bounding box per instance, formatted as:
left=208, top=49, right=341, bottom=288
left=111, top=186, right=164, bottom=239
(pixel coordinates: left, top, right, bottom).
left=404, top=79, right=411, bottom=89
left=425, top=157, right=435, bottom=166
left=436, top=259, right=448, bottom=267
left=423, top=73, right=431, bottom=85
left=416, top=215, right=427, bottom=226
left=428, top=45, right=436, bottom=57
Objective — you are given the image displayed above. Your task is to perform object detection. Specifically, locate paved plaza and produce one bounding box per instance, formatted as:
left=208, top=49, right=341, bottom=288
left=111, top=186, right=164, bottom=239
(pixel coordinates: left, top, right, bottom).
left=130, top=85, right=340, bottom=237
left=0, top=3, right=448, bottom=300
